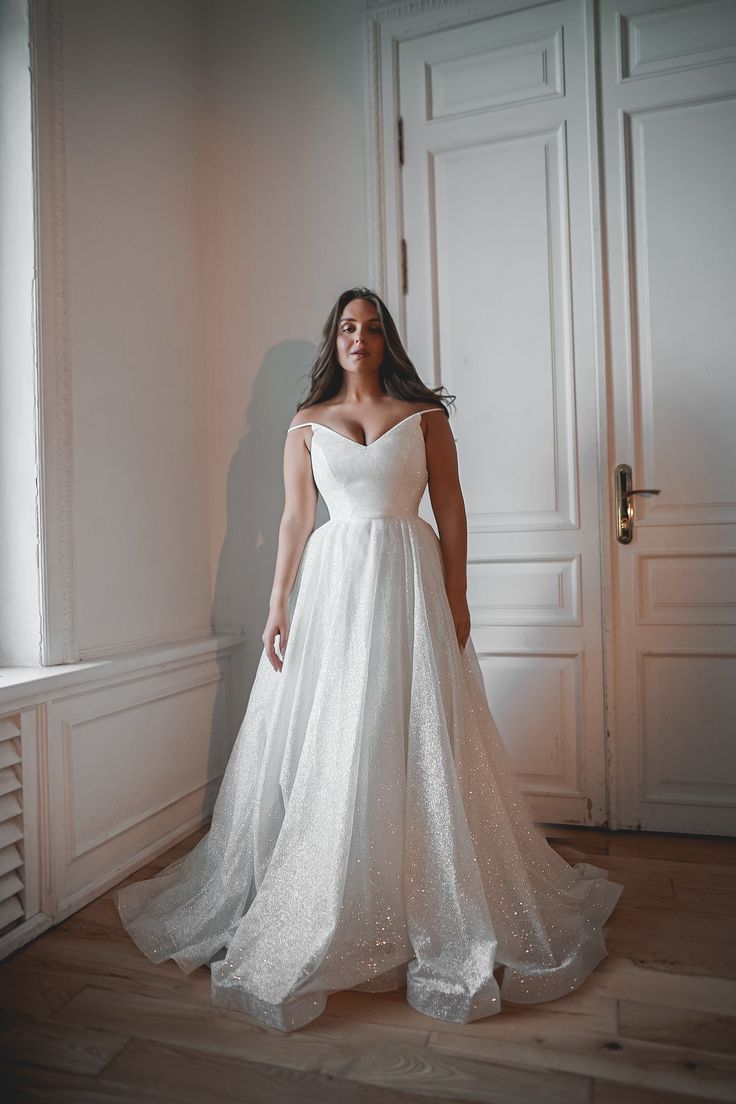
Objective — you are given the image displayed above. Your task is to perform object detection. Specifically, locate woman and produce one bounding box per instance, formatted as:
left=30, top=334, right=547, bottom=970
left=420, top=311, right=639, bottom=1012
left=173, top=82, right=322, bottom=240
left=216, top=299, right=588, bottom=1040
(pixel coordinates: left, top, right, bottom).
left=115, top=286, right=623, bottom=1033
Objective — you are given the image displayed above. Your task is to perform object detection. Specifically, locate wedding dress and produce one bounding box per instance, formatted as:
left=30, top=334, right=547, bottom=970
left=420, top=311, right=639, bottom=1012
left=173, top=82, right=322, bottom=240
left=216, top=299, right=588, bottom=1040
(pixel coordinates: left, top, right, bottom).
left=114, top=407, right=623, bottom=1033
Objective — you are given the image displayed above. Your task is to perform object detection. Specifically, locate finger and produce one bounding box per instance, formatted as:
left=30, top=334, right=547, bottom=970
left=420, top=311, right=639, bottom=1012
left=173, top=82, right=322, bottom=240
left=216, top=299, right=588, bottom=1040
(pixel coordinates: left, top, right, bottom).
left=266, top=643, right=282, bottom=672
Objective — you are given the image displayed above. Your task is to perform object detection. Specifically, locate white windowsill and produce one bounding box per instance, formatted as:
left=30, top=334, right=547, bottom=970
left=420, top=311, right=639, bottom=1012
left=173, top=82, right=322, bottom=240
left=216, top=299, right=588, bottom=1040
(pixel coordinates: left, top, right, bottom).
left=0, top=631, right=247, bottom=709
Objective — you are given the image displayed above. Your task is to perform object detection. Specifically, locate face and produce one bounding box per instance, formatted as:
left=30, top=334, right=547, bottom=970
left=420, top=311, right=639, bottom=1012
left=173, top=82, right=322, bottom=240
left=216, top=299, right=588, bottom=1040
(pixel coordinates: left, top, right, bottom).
left=335, top=298, right=386, bottom=374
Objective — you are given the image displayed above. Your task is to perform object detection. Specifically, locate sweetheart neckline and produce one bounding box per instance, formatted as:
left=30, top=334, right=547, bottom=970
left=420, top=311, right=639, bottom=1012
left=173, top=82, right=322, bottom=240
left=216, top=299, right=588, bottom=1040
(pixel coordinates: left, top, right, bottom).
left=287, top=408, right=443, bottom=449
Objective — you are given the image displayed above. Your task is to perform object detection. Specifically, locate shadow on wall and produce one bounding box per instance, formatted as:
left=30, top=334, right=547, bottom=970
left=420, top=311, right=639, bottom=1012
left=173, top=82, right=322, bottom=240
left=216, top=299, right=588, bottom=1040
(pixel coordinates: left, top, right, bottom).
left=211, top=338, right=330, bottom=733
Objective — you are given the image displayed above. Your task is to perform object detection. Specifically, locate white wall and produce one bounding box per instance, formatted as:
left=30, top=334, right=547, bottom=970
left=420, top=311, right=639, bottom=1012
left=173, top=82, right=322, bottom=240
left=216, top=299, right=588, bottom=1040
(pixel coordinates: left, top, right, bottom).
left=201, top=0, right=371, bottom=693
left=49, top=0, right=370, bottom=683
left=60, top=0, right=211, bottom=658
left=2, top=0, right=388, bottom=952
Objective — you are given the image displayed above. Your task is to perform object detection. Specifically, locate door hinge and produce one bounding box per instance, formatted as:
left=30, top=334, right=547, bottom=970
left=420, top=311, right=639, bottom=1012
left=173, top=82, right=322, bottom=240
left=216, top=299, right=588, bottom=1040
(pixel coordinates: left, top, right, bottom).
left=397, top=116, right=404, bottom=167
left=400, top=238, right=408, bottom=295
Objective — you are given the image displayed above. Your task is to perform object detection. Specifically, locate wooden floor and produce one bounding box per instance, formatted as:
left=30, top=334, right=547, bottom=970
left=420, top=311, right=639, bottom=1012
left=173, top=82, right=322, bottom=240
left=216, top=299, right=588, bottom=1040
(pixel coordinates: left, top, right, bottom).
left=2, top=826, right=735, bottom=1104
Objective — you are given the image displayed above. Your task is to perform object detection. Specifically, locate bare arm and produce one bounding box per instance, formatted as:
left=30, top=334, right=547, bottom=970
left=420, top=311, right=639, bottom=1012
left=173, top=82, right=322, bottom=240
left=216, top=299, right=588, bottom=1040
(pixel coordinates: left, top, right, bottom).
left=424, top=413, right=471, bottom=649
left=262, top=422, right=318, bottom=671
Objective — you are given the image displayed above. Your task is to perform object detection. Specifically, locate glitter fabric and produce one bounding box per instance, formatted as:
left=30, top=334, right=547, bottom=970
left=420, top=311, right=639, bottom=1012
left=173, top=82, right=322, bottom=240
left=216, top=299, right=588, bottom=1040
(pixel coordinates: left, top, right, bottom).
left=114, top=409, right=624, bottom=1033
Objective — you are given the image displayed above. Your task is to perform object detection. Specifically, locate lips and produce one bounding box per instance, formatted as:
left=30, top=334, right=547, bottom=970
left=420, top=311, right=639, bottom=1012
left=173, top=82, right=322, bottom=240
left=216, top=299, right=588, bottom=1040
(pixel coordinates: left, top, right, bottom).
left=352, top=351, right=368, bottom=358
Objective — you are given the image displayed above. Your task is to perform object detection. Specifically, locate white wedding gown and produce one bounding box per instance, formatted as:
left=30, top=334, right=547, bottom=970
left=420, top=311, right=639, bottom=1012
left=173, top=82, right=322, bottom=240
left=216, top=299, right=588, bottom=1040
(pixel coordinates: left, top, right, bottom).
left=114, top=408, right=623, bottom=1032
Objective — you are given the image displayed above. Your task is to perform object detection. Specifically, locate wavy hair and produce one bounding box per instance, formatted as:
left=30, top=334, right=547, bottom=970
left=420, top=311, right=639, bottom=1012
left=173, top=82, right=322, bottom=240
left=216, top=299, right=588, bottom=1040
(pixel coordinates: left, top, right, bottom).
left=296, top=286, right=455, bottom=417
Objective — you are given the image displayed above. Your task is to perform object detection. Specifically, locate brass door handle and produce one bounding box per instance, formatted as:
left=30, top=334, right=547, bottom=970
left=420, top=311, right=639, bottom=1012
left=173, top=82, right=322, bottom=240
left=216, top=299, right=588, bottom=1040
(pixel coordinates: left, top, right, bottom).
left=615, top=463, right=661, bottom=544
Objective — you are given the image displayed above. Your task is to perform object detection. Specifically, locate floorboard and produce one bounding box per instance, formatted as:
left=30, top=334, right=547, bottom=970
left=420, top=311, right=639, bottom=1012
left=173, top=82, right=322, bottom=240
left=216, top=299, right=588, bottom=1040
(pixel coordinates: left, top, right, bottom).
left=2, top=826, right=734, bottom=1103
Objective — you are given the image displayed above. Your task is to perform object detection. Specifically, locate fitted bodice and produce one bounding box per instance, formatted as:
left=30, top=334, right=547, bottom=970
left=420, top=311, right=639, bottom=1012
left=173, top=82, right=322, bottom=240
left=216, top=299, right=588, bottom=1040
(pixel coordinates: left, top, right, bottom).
left=286, top=409, right=444, bottom=521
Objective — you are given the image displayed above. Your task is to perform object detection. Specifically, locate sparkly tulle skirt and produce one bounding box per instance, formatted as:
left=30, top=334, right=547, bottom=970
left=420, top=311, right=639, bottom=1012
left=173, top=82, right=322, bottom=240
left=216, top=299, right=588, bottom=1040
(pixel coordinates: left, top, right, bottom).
left=114, top=513, right=623, bottom=1032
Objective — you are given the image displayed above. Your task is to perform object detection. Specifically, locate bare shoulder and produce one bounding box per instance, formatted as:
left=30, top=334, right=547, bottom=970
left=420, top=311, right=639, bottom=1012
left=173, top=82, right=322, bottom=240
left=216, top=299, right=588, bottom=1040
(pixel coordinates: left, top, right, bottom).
left=287, top=405, right=322, bottom=430
left=421, top=407, right=456, bottom=467
left=418, top=402, right=451, bottom=431
left=389, top=399, right=446, bottom=426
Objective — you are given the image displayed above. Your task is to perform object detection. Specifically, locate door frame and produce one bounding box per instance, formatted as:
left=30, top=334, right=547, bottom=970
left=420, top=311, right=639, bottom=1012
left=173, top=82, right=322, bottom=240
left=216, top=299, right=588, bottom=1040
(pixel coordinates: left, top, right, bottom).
left=363, top=0, right=622, bottom=827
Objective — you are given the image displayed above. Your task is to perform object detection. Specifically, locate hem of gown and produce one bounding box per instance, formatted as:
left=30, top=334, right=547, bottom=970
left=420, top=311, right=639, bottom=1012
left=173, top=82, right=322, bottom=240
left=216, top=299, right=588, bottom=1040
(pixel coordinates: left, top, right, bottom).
left=498, top=867, right=624, bottom=1004
left=113, top=886, right=220, bottom=976
left=405, top=966, right=502, bottom=1024
left=113, top=888, right=171, bottom=966
left=113, top=865, right=625, bottom=1031
left=210, top=967, right=329, bottom=1033
left=350, top=961, right=409, bottom=992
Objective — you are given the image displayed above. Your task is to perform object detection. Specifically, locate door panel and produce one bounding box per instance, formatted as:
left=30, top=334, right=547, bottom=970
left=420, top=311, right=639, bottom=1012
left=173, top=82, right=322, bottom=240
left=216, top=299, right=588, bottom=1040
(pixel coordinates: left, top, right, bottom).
left=398, top=0, right=610, bottom=826
left=600, top=0, right=736, bottom=832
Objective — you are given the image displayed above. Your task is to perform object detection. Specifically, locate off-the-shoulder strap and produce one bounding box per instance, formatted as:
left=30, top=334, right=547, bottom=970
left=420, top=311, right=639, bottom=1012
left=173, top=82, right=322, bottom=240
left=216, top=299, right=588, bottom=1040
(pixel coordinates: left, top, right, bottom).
left=419, top=406, right=458, bottom=440
left=286, top=422, right=315, bottom=433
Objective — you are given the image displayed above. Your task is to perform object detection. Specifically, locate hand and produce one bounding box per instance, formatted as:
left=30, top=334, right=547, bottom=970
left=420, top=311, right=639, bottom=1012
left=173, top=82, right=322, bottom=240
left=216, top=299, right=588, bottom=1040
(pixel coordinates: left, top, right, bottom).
left=447, top=590, right=471, bottom=651
left=262, top=602, right=289, bottom=672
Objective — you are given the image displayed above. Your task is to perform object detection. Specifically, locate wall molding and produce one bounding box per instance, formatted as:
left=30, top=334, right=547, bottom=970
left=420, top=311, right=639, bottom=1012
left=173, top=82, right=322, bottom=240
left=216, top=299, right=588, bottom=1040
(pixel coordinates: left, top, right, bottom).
left=31, top=0, right=77, bottom=664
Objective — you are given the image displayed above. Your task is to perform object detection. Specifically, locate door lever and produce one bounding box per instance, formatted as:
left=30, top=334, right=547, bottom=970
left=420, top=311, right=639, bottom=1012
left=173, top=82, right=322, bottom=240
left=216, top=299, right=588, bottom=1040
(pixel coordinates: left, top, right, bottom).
left=615, top=463, right=661, bottom=544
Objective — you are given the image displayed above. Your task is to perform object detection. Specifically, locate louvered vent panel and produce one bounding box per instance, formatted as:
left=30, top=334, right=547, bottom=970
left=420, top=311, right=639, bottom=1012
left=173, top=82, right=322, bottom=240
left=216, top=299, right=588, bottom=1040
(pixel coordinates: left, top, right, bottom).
left=0, top=716, right=24, bottom=938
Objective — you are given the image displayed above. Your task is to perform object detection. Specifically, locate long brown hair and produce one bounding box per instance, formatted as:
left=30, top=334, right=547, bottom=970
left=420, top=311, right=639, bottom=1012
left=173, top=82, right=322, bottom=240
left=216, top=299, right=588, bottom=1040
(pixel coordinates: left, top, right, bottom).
left=296, top=287, right=456, bottom=418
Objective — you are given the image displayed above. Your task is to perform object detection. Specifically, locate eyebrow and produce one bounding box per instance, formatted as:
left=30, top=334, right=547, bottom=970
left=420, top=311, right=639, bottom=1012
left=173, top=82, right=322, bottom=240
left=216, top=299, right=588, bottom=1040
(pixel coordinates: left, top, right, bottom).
left=339, top=316, right=381, bottom=323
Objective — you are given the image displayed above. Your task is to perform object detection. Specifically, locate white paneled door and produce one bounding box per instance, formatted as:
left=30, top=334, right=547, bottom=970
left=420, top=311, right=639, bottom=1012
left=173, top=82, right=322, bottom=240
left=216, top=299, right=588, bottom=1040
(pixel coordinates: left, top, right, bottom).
left=600, top=0, right=736, bottom=833
left=385, top=0, right=736, bottom=832
left=398, top=0, right=607, bottom=827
